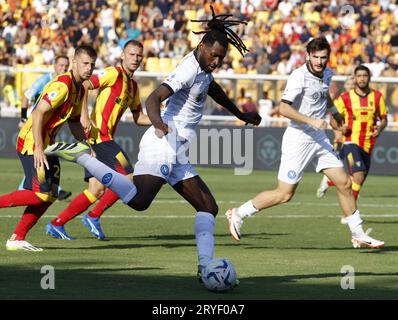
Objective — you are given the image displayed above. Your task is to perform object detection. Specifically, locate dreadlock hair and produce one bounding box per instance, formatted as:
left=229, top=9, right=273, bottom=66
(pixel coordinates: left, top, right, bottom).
left=191, top=5, right=249, bottom=56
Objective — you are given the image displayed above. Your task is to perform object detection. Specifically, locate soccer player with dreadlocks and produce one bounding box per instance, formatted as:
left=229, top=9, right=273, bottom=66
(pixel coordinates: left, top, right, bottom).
left=44, top=6, right=261, bottom=277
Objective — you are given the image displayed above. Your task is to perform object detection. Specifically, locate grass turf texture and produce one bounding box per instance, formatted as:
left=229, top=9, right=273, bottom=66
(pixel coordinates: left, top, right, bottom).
left=0, top=159, right=397, bottom=299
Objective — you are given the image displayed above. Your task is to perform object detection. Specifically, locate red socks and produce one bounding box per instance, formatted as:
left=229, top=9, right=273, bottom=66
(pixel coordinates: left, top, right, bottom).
left=353, top=190, right=359, bottom=200
left=52, top=190, right=97, bottom=226
left=0, top=190, right=43, bottom=208
left=89, top=189, right=119, bottom=218
left=13, top=202, right=52, bottom=240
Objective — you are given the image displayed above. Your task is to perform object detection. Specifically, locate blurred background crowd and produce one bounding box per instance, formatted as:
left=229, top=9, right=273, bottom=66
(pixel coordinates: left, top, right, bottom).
left=1, top=0, right=398, bottom=123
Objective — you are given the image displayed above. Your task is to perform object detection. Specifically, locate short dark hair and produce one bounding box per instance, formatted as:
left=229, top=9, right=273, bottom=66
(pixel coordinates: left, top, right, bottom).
left=123, top=39, right=144, bottom=51
left=306, top=37, right=331, bottom=56
left=74, top=45, right=97, bottom=59
left=354, top=64, right=371, bottom=76
left=55, top=55, right=69, bottom=63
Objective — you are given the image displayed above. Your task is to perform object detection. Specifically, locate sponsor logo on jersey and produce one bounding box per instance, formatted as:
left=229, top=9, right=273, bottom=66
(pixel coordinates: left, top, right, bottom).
left=98, top=70, right=107, bottom=78
left=48, top=90, right=58, bottom=101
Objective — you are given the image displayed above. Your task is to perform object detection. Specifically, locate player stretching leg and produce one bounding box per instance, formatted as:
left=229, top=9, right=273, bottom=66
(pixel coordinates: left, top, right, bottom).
left=45, top=7, right=261, bottom=280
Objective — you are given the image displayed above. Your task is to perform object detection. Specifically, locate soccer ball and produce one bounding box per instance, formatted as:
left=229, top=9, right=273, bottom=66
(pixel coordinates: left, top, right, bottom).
left=201, top=258, right=237, bottom=292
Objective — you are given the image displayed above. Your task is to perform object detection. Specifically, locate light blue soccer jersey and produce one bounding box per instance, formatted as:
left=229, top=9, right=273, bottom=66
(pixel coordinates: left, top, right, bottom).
left=24, top=72, right=53, bottom=109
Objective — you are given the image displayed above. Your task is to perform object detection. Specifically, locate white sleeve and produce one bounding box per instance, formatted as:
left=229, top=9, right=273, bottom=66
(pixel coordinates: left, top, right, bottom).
left=163, top=60, right=197, bottom=93
left=282, top=69, right=304, bottom=103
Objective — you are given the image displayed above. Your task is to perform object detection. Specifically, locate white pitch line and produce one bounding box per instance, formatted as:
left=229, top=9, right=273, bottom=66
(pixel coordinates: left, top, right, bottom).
left=150, top=199, right=398, bottom=208
left=1, top=214, right=398, bottom=219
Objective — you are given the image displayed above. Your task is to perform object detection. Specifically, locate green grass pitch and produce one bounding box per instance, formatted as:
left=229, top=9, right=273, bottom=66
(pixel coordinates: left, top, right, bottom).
left=0, top=158, right=397, bottom=299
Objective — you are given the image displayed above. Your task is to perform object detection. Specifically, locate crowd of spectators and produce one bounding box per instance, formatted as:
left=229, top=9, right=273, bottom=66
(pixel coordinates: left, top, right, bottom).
left=1, top=0, right=398, bottom=121
left=0, top=0, right=398, bottom=76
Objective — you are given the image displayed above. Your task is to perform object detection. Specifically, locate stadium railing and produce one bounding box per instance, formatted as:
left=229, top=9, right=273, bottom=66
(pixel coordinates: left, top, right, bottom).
left=1, top=66, right=397, bottom=130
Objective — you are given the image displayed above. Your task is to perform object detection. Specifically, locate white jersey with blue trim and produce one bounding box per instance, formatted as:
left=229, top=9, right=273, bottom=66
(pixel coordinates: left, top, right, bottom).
left=281, top=63, right=333, bottom=141
left=162, top=51, right=214, bottom=141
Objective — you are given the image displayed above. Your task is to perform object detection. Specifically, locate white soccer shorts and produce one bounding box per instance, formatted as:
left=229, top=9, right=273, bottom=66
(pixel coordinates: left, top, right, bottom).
left=134, top=126, right=198, bottom=186
left=278, top=135, right=343, bottom=184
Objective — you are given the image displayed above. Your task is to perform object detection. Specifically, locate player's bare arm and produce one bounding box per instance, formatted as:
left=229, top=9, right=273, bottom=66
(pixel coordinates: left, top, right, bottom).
left=32, top=100, right=52, bottom=170
left=326, top=94, right=344, bottom=128
left=207, top=80, right=261, bottom=126
left=68, top=117, right=87, bottom=141
left=145, top=84, right=173, bottom=137
left=279, top=100, right=327, bottom=129
left=329, top=114, right=349, bottom=135
left=373, top=117, right=388, bottom=138
left=80, top=80, right=96, bottom=133
left=133, top=110, right=151, bottom=126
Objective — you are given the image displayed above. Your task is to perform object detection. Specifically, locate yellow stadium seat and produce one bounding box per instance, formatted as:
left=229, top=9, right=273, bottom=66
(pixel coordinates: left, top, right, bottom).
left=145, top=57, right=161, bottom=72
left=159, top=58, right=173, bottom=72
left=256, top=11, right=269, bottom=23
left=32, top=53, right=44, bottom=66
left=185, top=10, right=197, bottom=21
left=230, top=46, right=243, bottom=63
left=186, top=20, right=196, bottom=32
left=171, top=58, right=179, bottom=69
left=16, top=63, right=51, bottom=97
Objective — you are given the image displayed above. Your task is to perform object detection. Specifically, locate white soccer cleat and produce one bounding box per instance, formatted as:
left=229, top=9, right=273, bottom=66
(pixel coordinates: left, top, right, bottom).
left=225, top=208, right=243, bottom=241
left=44, top=141, right=90, bottom=162
left=6, top=239, right=43, bottom=252
left=316, top=175, right=330, bottom=198
left=351, top=229, right=384, bottom=249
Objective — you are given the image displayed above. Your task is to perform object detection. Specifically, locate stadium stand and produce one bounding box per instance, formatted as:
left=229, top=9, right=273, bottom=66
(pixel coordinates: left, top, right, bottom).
left=0, top=0, right=398, bottom=120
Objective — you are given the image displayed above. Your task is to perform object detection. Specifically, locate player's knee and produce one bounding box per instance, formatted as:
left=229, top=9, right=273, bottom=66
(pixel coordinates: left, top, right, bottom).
left=279, top=192, right=293, bottom=204
left=336, top=176, right=352, bottom=193
left=198, top=201, right=218, bottom=216
left=127, top=198, right=150, bottom=212
left=207, top=203, right=219, bottom=216
left=89, top=185, right=105, bottom=198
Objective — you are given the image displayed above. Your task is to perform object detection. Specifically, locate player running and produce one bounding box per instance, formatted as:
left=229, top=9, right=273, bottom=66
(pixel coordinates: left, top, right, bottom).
left=317, top=65, right=388, bottom=202
left=224, top=38, right=384, bottom=249
left=46, top=40, right=151, bottom=240
left=0, top=45, right=96, bottom=251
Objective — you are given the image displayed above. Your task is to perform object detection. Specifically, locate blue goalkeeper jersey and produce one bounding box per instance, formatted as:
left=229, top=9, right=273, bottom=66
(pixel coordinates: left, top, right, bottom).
left=23, top=72, right=53, bottom=109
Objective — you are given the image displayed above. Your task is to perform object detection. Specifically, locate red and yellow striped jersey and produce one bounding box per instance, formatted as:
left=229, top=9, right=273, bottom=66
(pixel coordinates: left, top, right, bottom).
left=17, top=72, right=85, bottom=155
left=335, top=89, right=388, bottom=154
left=88, top=66, right=141, bottom=144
